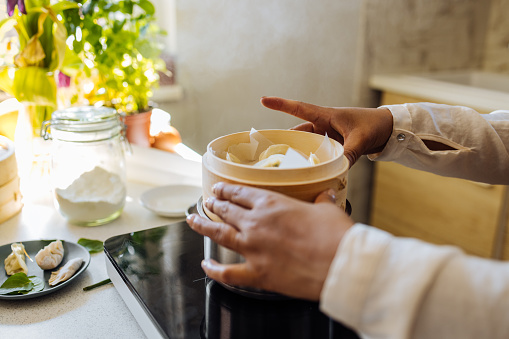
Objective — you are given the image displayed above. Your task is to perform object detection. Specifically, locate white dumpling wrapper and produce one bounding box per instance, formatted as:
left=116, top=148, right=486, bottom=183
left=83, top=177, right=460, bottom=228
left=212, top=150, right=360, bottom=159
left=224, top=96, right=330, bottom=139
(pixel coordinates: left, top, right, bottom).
left=254, top=154, right=285, bottom=167
left=4, top=243, right=28, bottom=275
left=35, top=240, right=64, bottom=270
left=49, top=258, right=83, bottom=286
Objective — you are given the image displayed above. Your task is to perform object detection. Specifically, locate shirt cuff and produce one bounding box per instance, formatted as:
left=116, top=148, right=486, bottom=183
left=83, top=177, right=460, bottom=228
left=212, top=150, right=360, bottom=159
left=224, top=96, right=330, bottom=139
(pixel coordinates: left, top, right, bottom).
left=368, top=104, right=413, bottom=161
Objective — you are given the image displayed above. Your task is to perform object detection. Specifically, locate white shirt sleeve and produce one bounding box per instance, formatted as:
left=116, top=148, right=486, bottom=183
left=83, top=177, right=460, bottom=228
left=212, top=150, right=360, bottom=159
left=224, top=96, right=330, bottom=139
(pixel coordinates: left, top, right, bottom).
left=320, top=224, right=509, bottom=339
left=368, top=103, right=509, bottom=185
left=320, top=103, right=509, bottom=338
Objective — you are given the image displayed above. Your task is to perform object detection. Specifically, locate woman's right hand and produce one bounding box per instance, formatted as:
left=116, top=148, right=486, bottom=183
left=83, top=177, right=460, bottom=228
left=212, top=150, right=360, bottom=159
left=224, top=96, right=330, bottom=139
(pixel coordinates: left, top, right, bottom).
left=260, top=97, right=394, bottom=166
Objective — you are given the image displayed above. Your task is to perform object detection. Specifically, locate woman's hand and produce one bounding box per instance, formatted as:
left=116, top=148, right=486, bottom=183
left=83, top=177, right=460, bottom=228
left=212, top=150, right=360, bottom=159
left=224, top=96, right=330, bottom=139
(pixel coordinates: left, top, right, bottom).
left=260, top=96, right=393, bottom=166
left=186, top=182, right=354, bottom=300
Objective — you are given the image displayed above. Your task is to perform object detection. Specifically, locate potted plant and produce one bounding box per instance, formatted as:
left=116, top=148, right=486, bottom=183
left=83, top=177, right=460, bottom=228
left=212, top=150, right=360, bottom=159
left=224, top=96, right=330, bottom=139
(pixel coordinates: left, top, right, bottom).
left=0, top=0, right=79, bottom=136
left=62, top=0, right=169, bottom=146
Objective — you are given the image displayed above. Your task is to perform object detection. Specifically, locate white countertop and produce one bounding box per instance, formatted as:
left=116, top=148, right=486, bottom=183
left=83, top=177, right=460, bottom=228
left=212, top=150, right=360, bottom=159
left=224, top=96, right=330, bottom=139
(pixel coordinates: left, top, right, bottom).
left=369, top=71, right=509, bottom=113
left=0, top=145, right=202, bottom=338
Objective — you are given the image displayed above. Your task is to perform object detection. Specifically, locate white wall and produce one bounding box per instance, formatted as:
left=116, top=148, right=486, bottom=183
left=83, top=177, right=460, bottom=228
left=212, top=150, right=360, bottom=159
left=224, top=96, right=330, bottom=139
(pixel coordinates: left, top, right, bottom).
left=162, top=0, right=364, bottom=154
left=151, top=0, right=495, bottom=223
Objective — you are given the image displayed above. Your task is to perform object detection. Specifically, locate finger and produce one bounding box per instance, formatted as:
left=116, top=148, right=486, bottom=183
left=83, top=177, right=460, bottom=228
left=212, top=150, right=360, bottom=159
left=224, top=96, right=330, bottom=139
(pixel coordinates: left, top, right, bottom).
left=290, top=122, right=316, bottom=133
left=314, top=189, right=337, bottom=204
left=260, top=96, right=323, bottom=124
left=212, top=182, right=268, bottom=209
left=202, top=259, right=262, bottom=289
left=186, top=214, right=243, bottom=252
left=205, top=196, right=249, bottom=226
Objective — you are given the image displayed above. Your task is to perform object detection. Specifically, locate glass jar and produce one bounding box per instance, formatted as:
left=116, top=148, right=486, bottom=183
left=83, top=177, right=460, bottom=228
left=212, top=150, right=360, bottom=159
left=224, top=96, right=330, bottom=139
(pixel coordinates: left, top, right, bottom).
left=42, top=106, right=128, bottom=226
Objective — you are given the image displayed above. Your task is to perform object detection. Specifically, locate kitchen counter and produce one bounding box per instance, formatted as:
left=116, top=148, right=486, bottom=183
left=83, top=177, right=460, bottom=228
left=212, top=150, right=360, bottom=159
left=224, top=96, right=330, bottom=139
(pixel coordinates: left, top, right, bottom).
left=0, top=144, right=202, bottom=338
left=370, top=71, right=509, bottom=113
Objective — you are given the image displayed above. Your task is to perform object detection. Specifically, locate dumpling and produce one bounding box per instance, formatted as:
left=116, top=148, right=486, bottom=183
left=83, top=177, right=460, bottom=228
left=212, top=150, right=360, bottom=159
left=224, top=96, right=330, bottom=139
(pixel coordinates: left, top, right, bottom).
left=258, top=144, right=290, bottom=161
left=35, top=240, right=64, bottom=270
left=254, top=154, right=285, bottom=168
left=49, top=258, right=83, bottom=286
left=4, top=243, right=28, bottom=275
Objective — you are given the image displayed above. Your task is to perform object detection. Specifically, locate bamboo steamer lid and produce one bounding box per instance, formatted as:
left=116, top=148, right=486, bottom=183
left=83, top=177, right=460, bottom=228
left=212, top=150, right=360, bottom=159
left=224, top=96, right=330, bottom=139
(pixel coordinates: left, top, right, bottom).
left=202, top=129, right=349, bottom=222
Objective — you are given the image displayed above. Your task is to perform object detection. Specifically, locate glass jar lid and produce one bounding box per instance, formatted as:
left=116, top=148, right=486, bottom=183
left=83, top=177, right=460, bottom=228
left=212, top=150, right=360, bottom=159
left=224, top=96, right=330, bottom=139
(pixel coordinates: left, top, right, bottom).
left=52, top=106, right=117, bottom=123
left=42, top=106, right=124, bottom=142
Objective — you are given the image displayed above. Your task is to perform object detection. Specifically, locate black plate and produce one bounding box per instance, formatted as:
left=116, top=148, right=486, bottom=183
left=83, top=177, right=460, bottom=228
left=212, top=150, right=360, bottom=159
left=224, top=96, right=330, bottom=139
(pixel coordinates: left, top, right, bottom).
left=0, top=240, right=91, bottom=300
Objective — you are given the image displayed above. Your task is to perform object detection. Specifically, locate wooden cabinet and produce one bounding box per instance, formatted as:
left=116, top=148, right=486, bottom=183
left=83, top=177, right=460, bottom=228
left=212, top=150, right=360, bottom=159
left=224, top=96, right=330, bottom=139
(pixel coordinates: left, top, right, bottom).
left=370, top=92, right=509, bottom=258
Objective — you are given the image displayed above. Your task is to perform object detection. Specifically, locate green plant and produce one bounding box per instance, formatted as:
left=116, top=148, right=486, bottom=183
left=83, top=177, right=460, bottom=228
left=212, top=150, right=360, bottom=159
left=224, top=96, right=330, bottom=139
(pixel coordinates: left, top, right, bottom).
left=63, top=0, right=167, bottom=114
left=0, top=0, right=79, bottom=134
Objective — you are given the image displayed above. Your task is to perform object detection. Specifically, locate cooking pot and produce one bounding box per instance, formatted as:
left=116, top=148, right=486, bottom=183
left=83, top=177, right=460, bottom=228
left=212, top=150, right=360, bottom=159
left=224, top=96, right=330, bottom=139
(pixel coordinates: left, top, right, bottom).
left=197, top=196, right=351, bottom=298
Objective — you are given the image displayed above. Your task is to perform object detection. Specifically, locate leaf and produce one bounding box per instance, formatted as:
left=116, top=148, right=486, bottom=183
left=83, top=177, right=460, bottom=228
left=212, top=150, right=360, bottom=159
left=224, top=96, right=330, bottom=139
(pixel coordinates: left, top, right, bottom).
left=0, top=67, right=15, bottom=96
left=77, top=238, right=104, bottom=254
left=0, top=273, right=34, bottom=295
left=45, top=8, right=69, bottom=71
left=137, top=0, right=155, bottom=16
left=12, top=67, right=57, bottom=106
left=19, top=35, right=46, bottom=66
left=26, top=276, right=45, bottom=294
left=50, top=1, right=80, bottom=13
left=0, top=17, right=16, bottom=41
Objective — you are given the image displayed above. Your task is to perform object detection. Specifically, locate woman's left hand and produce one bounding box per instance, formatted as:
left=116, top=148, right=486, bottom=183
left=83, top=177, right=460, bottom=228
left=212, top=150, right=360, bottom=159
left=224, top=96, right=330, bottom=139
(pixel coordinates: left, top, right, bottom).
left=186, top=182, right=354, bottom=300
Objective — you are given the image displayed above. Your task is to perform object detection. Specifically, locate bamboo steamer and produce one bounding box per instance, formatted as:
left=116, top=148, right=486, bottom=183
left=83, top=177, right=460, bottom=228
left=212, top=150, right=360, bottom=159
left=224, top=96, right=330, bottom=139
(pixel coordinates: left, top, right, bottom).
left=0, top=136, right=22, bottom=223
left=202, top=129, right=348, bottom=222
left=0, top=136, right=17, bottom=186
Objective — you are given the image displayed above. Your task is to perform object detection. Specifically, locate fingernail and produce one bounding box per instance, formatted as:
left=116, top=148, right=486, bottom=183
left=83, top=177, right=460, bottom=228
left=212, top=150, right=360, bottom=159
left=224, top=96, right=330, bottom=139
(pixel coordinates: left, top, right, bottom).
left=202, top=259, right=213, bottom=269
left=327, top=189, right=337, bottom=202
left=205, top=197, right=215, bottom=209
left=212, top=182, right=222, bottom=194
left=186, top=214, right=195, bottom=223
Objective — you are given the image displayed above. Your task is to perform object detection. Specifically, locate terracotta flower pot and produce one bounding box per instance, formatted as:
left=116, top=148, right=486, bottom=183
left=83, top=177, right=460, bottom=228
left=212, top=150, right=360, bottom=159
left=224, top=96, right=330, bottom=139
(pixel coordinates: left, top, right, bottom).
left=122, top=109, right=152, bottom=147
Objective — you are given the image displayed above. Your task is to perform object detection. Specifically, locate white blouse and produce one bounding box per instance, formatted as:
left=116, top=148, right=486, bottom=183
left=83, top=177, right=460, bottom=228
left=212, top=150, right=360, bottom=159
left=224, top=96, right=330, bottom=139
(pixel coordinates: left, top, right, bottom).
left=320, top=103, right=509, bottom=339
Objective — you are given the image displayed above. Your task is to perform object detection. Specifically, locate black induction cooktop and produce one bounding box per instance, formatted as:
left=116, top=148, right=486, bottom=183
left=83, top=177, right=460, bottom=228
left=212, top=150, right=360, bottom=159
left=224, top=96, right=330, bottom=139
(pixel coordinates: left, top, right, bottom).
left=104, top=220, right=359, bottom=339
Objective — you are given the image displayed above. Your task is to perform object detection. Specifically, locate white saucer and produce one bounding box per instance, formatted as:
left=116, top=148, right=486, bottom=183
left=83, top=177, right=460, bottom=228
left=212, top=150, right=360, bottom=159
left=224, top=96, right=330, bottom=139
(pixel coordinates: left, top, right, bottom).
left=140, top=184, right=202, bottom=217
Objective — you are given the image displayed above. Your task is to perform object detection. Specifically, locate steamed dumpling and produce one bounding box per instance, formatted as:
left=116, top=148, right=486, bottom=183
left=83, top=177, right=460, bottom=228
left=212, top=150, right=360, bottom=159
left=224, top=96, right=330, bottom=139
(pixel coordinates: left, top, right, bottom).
left=258, top=144, right=290, bottom=161
left=49, top=258, right=83, bottom=286
left=35, top=240, right=64, bottom=270
left=254, top=154, right=285, bottom=168
left=4, top=243, right=28, bottom=275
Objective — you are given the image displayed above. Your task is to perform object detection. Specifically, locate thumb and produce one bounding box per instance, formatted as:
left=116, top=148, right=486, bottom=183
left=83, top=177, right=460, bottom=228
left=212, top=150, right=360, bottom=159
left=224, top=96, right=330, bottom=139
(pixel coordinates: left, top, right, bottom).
left=342, top=134, right=366, bottom=168
left=314, top=189, right=337, bottom=204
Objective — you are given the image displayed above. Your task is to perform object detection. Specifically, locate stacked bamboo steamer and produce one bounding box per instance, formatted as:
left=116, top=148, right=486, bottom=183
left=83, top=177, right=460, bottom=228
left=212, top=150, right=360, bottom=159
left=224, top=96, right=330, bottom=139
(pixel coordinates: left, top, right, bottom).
left=202, top=129, right=349, bottom=222
left=0, top=136, right=22, bottom=223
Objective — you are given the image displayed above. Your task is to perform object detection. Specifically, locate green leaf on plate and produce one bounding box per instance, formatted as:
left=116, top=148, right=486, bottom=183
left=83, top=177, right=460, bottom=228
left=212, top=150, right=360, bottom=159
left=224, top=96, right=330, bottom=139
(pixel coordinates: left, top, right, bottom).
left=77, top=238, right=104, bottom=254
left=0, top=273, right=34, bottom=295
left=26, top=276, right=45, bottom=294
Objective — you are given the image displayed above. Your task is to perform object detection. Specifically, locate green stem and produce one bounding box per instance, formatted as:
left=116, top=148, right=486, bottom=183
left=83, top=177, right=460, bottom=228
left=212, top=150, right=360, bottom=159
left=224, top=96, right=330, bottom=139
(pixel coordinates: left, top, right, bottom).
left=83, top=278, right=112, bottom=291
